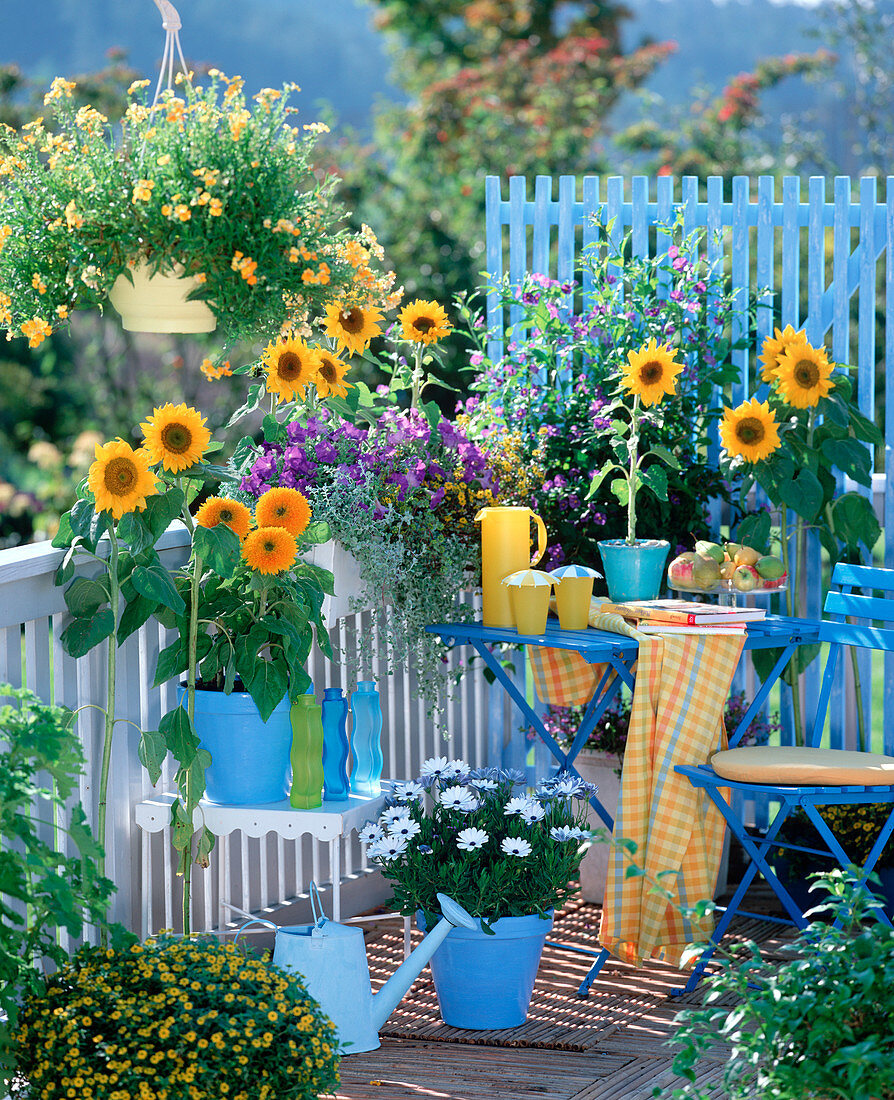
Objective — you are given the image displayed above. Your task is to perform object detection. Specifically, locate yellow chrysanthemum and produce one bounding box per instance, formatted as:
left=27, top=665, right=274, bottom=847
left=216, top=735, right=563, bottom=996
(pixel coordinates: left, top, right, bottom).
left=88, top=439, right=157, bottom=519
left=758, top=324, right=810, bottom=383
left=241, top=526, right=298, bottom=575
left=314, top=349, right=352, bottom=399
left=263, top=336, right=321, bottom=403
left=399, top=299, right=451, bottom=346
left=620, top=338, right=683, bottom=406
left=140, top=403, right=211, bottom=473
left=255, top=487, right=311, bottom=537
left=322, top=302, right=383, bottom=355
left=774, top=343, right=835, bottom=408
left=194, top=496, right=252, bottom=538
left=719, top=398, right=782, bottom=463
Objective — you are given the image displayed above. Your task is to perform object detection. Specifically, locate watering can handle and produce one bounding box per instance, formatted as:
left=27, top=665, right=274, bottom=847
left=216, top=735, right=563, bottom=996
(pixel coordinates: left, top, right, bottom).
left=309, top=881, right=328, bottom=929
left=233, top=917, right=278, bottom=945
left=530, top=511, right=547, bottom=567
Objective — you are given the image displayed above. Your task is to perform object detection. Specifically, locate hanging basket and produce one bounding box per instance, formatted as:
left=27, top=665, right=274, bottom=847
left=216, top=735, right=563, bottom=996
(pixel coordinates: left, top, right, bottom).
left=108, top=261, right=217, bottom=334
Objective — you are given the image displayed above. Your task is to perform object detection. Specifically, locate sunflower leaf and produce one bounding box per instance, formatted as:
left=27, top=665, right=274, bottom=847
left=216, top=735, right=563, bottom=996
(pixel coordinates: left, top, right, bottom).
left=131, top=564, right=186, bottom=614
left=193, top=524, right=241, bottom=577
left=59, top=608, right=115, bottom=659
left=226, top=381, right=264, bottom=428
left=63, top=576, right=109, bottom=618
left=115, top=511, right=154, bottom=555
left=142, top=488, right=185, bottom=540
left=262, top=414, right=281, bottom=442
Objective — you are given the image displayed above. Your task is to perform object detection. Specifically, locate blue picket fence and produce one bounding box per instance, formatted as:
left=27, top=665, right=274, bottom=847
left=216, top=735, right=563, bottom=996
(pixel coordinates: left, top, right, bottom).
left=484, top=174, right=894, bottom=764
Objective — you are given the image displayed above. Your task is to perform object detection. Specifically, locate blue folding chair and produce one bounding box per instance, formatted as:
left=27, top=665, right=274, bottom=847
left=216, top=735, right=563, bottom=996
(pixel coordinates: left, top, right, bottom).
left=676, top=562, right=894, bottom=993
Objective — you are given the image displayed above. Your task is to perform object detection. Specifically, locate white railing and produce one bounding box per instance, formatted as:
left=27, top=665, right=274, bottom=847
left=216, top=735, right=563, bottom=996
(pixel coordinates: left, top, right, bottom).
left=0, top=530, right=502, bottom=941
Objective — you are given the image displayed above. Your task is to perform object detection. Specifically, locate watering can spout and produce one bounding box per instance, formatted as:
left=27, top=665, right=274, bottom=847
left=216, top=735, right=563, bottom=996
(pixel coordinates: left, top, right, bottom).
left=370, top=893, right=478, bottom=1031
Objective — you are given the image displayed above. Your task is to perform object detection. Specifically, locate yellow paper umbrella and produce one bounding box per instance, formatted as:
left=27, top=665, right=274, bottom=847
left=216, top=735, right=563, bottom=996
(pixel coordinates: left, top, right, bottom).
left=501, top=569, right=555, bottom=588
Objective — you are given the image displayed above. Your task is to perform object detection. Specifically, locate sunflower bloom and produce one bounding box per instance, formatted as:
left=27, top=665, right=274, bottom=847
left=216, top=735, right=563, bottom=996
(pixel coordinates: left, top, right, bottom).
left=88, top=439, right=157, bottom=519
left=719, top=398, right=781, bottom=463
left=263, top=336, right=321, bottom=403
left=399, top=299, right=450, bottom=345
left=774, top=344, right=835, bottom=408
left=322, top=302, right=383, bottom=355
left=140, top=403, right=211, bottom=472
left=194, top=496, right=252, bottom=538
left=758, top=324, right=810, bottom=383
left=620, top=338, right=683, bottom=406
left=255, top=487, right=311, bottom=536
left=242, top=526, right=298, bottom=575
left=314, top=349, right=352, bottom=399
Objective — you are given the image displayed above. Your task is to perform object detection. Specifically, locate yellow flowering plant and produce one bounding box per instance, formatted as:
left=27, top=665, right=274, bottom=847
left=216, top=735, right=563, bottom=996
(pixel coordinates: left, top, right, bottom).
left=719, top=327, right=882, bottom=744
left=0, top=72, right=386, bottom=354
left=7, top=934, right=340, bottom=1100
left=586, top=338, right=685, bottom=544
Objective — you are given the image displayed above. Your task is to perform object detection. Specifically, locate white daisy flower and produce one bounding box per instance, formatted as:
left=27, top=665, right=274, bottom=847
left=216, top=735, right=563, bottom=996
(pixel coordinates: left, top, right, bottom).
left=456, top=827, right=489, bottom=851
left=548, top=773, right=588, bottom=798
left=568, top=826, right=592, bottom=840
left=389, top=818, right=421, bottom=840
left=504, top=796, right=532, bottom=817
left=420, top=756, right=451, bottom=780
left=501, top=837, right=533, bottom=857
left=550, top=826, right=575, bottom=842
left=368, top=836, right=409, bottom=862
left=439, top=785, right=479, bottom=813
left=358, top=822, right=384, bottom=845
left=469, top=776, right=498, bottom=792
left=380, top=805, right=412, bottom=827
left=520, top=800, right=546, bottom=824
left=442, top=758, right=470, bottom=781
left=391, top=780, right=426, bottom=803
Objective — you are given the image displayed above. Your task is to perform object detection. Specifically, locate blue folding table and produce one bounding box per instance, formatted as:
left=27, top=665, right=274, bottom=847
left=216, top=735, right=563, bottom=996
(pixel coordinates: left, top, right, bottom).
left=425, top=613, right=821, bottom=993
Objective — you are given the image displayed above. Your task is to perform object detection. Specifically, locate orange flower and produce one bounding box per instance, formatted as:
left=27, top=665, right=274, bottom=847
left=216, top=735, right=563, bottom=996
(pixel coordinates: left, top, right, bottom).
left=194, top=496, right=252, bottom=538
left=255, top=487, right=311, bottom=537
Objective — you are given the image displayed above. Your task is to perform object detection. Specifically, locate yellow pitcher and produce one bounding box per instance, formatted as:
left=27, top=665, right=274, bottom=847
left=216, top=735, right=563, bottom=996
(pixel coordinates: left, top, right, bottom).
left=475, top=506, right=548, bottom=627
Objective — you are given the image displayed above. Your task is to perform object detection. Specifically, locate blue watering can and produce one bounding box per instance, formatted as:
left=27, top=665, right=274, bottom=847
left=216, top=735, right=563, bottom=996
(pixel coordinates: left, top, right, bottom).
left=238, top=884, right=477, bottom=1053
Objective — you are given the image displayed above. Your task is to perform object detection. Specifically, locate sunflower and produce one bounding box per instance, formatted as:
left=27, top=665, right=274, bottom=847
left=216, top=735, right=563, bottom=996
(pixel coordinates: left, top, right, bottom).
left=322, top=302, right=383, bottom=355
left=241, top=526, right=298, bottom=575
left=140, top=403, right=211, bottom=473
left=88, top=438, right=158, bottom=519
left=719, top=398, right=781, bottom=463
left=255, top=487, right=311, bottom=536
left=620, top=338, right=683, bottom=406
left=194, top=496, right=252, bottom=538
left=262, top=335, right=321, bottom=403
left=758, top=324, right=810, bottom=383
left=774, top=344, right=835, bottom=408
left=399, top=299, right=450, bottom=345
left=314, top=349, right=352, bottom=399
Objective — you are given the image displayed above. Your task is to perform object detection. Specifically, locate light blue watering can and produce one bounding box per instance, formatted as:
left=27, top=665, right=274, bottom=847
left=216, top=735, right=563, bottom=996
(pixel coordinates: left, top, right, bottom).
left=238, top=884, right=477, bottom=1053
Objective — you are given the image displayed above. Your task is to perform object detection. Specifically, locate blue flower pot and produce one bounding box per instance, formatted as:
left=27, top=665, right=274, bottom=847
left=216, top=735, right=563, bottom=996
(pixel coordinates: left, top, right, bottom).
left=417, top=909, right=552, bottom=1029
left=184, top=686, right=292, bottom=805
left=597, top=539, right=670, bottom=603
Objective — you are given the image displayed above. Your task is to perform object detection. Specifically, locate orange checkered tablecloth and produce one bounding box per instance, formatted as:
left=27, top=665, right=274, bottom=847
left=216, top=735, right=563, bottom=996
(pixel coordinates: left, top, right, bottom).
left=529, top=610, right=743, bottom=968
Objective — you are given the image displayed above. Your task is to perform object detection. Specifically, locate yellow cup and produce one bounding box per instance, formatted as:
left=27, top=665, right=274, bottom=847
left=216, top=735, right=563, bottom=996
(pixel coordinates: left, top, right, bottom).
left=510, top=585, right=552, bottom=636
left=553, top=575, right=595, bottom=631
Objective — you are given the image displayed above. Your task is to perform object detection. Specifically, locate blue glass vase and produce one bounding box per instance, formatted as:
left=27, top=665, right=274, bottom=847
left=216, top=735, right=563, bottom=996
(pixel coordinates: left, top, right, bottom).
left=321, top=687, right=350, bottom=801
left=349, top=680, right=383, bottom=797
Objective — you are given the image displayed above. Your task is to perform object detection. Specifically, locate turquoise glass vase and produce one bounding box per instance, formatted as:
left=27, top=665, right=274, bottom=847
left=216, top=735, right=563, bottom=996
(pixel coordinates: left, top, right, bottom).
left=289, top=694, right=324, bottom=809
left=321, top=687, right=351, bottom=801
left=349, top=680, right=383, bottom=797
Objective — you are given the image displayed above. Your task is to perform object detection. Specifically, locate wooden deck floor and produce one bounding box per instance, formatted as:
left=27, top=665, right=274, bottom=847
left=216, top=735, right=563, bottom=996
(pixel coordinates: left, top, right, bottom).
left=332, top=892, right=793, bottom=1100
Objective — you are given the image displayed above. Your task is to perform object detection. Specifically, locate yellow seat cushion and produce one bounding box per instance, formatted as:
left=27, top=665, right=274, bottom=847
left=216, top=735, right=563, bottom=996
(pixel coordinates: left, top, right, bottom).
left=711, top=746, right=894, bottom=786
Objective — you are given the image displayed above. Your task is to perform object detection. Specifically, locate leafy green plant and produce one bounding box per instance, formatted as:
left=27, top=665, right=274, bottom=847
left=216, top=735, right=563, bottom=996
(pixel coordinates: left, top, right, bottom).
left=0, top=684, right=117, bottom=1084
left=0, top=70, right=383, bottom=355
left=359, top=759, right=592, bottom=927
left=7, top=933, right=340, bottom=1100
left=662, top=869, right=894, bottom=1100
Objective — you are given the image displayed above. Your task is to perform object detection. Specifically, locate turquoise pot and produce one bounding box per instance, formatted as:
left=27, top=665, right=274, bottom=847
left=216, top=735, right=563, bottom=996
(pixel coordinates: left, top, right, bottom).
left=417, top=910, right=552, bottom=1029
left=184, top=687, right=292, bottom=805
left=597, top=539, right=670, bottom=603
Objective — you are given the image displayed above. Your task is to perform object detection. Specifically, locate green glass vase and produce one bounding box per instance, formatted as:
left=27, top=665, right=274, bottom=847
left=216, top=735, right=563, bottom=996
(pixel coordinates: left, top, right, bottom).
left=289, top=694, right=324, bottom=809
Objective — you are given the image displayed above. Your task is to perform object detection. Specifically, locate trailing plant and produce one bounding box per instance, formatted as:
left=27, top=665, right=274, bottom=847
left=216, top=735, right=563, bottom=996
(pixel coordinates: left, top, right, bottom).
left=662, top=869, right=894, bottom=1100
left=720, top=326, right=883, bottom=744
left=359, top=759, right=592, bottom=926
left=0, top=684, right=116, bottom=1086
left=0, top=71, right=388, bottom=355
left=7, top=933, right=340, bottom=1100
left=459, top=217, right=754, bottom=568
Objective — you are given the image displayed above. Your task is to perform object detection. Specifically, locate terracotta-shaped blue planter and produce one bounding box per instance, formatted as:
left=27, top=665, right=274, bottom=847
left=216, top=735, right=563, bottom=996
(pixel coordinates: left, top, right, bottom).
left=184, top=686, right=292, bottom=805
left=418, top=909, right=553, bottom=1029
left=597, top=538, right=670, bottom=603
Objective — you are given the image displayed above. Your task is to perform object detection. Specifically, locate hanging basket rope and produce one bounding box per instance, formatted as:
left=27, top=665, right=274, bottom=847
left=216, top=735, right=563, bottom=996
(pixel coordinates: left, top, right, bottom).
left=148, top=0, right=191, bottom=112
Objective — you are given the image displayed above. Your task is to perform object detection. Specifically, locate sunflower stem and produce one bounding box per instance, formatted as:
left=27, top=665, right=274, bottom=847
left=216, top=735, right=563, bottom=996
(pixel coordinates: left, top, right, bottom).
left=96, top=527, right=120, bottom=947
left=182, top=548, right=203, bottom=936
left=410, top=344, right=424, bottom=409
left=626, top=395, right=640, bottom=546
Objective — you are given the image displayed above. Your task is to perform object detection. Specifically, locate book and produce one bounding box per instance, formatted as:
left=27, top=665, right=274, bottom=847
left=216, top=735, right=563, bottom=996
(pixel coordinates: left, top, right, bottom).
left=600, top=598, right=766, bottom=626
left=635, top=623, right=747, bottom=635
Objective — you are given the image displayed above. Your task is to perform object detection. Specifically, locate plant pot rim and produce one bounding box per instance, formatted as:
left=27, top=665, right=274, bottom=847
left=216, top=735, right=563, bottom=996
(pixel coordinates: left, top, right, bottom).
left=597, top=538, right=670, bottom=549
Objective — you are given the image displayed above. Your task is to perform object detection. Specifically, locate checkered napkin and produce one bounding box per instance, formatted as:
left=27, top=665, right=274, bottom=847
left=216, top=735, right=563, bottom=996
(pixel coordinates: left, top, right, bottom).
left=528, top=609, right=744, bottom=967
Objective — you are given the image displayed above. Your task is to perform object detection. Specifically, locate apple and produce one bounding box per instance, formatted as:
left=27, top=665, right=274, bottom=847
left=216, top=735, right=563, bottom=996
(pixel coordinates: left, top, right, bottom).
left=668, top=552, right=698, bottom=589
left=733, top=564, right=759, bottom=592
